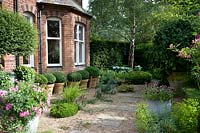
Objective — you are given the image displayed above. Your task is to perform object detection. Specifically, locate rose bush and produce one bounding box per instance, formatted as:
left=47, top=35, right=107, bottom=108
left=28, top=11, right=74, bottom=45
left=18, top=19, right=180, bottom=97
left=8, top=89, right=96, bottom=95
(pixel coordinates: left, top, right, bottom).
left=0, top=82, right=50, bottom=132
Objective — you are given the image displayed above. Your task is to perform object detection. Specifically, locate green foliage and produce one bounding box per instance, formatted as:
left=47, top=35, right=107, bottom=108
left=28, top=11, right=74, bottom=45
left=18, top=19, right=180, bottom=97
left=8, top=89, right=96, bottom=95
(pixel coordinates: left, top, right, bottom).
left=50, top=103, right=78, bottom=118
left=135, top=103, right=154, bottom=132
left=77, top=70, right=89, bottom=80
left=150, top=68, right=162, bottom=79
left=100, top=69, right=117, bottom=84
left=43, top=73, right=56, bottom=84
left=90, top=40, right=129, bottom=68
left=117, top=84, right=134, bottom=92
left=52, top=71, right=66, bottom=83
left=13, top=66, right=35, bottom=82
left=62, top=85, right=83, bottom=103
left=0, top=71, right=13, bottom=90
left=67, top=72, right=82, bottom=82
left=34, top=73, right=48, bottom=85
left=151, top=18, right=194, bottom=73
left=117, top=71, right=152, bottom=84
left=144, top=85, right=174, bottom=101
left=172, top=98, right=199, bottom=132
left=136, top=103, right=177, bottom=133
left=85, top=66, right=100, bottom=78
left=0, top=10, right=37, bottom=56
left=98, top=79, right=117, bottom=94
left=168, top=72, right=190, bottom=81
left=183, top=88, right=200, bottom=100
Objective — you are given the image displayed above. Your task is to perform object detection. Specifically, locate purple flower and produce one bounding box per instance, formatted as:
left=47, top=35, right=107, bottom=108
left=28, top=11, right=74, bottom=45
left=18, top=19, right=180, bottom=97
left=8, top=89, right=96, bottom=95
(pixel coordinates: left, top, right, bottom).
left=0, top=90, right=7, bottom=97
left=5, top=103, right=12, bottom=110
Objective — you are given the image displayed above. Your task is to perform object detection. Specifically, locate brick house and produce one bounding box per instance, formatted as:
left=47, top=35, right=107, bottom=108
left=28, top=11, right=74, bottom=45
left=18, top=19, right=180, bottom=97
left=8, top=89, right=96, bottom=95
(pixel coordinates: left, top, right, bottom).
left=0, top=0, right=91, bottom=73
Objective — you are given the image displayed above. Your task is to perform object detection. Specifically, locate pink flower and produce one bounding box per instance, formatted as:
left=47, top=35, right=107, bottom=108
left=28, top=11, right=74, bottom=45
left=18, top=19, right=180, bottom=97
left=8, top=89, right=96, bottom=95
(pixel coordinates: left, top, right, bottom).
left=0, top=90, right=7, bottom=97
left=36, top=108, right=42, bottom=117
left=18, top=126, right=22, bottom=131
left=5, top=103, right=12, bottom=110
left=9, top=87, right=18, bottom=92
left=19, top=110, right=30, bottom=117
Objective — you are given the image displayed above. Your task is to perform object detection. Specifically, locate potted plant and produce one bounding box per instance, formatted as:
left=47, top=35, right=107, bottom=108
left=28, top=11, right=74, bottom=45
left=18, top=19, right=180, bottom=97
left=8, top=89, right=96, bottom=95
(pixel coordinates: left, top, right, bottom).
left=0, top=82, right=49, bottom=132
left=67, top=71, right=82, bottom=87
left=43, top=73, right=56, bottom=95
left=77, top=70, right=89, bottom=89
left=13, top=66, right=35, bottom=82
left=52, top=71, right=66, bottom=94
left=85, top=66, right=100, bottom=88
left=34, top=73, right=48, bottom=87
left=144, top=85, right=174, bottom=115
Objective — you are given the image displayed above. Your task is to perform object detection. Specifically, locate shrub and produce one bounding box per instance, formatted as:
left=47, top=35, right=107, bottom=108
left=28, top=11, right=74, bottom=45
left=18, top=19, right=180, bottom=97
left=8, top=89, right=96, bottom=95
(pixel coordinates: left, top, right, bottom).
left=135, top=103, right=177, bottom=133
left=67, top=72, right=82, bottom=82
left=144, top=85, right=174, bottom=101
left=50, top=103, right=78, bottom=118
left=150, top=68, right=162, bottom=79
left=117, top=84, right=134, bottom=92
left=62, top=85, right=83, bottom=103
left=0, top=10, right=37, bottom=56
left=117, top=71, right=152, bottom=84
left=85, top=66, right=100, bottom=78
left=35, top=73, right=48, bottom=85
left=135, top=103, right=154, bottom=132
left=77, top=70, right=89, bottom=80
left=52, top=71, right=66, bottom=83
left=172, top=98, right=199, bottom=132
left=43, top=73, right=56, bottom=84
left=100, top=69, right=117, bottom=84
left=0, top=71, right=13, bottom=90
left=13, top=66, right=35, bottom=82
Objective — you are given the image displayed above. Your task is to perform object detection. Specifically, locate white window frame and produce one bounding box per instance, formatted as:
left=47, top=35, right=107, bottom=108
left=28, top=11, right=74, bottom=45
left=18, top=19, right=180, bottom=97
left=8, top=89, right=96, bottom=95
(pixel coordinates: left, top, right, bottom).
left=74, top=23, right=85, bottom=65
left=23, top=12, right=34, bottom=67
left=46, top=18, right=62, bottom=66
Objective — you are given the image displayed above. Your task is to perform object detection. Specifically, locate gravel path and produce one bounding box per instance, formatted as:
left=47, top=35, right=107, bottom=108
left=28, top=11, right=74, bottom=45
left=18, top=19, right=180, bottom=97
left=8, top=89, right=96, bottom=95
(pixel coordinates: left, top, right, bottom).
left=38, top=85, right=145, bottom=133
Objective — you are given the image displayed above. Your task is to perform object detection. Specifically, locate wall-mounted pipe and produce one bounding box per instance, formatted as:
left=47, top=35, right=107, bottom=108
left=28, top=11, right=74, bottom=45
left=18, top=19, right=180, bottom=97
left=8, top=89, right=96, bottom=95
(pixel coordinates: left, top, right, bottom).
left=37, top=3, right=44, bottom=73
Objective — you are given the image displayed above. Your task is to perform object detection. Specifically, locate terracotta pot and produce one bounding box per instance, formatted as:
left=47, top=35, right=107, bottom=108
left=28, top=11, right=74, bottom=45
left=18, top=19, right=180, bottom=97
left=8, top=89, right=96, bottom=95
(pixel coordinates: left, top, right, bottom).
left=88, top=77, right=99, bottom=88
left=53, top=83, right=65, bottom=94
left=46, top=84, right=54, bottom=95
left=67, top=81, right=80, bottom=87
left=80, top=79, right=89, bottom=89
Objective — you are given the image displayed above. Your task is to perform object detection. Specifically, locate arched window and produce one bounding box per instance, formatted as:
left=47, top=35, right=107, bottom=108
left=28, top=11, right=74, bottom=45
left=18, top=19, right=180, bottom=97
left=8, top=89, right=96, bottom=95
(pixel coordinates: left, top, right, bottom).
left=22, top=12, right=34, bottom=67
left=46, top=18, right=62, bottom=66
left=74, top=23, right=85, bottom=65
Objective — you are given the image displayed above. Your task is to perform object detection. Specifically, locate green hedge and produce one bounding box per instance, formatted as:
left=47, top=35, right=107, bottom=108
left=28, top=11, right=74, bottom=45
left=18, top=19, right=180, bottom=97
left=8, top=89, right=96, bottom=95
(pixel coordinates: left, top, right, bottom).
left=117, top=71, right=152, bottom=84
left=90, top=39, right=129, bottom=68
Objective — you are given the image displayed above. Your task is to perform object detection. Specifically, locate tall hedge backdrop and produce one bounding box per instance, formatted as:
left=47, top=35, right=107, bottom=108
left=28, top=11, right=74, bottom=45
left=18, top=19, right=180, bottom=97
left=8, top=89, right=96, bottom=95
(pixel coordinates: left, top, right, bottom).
left=90, top=39, right=129, bottom=68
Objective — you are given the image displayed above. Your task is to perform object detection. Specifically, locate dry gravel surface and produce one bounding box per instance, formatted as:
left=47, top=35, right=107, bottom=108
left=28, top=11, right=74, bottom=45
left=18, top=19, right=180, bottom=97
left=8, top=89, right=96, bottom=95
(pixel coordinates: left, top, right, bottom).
left=38, top=85, right=145, bottom=133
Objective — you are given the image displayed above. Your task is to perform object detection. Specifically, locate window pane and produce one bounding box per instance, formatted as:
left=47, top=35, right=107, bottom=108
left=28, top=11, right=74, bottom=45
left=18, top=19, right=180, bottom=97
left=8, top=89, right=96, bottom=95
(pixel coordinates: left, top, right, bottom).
left=74, top=41, right=77, bottom=63
left=74, top=25, right=77, bottom=39
left=79, top=26, right=83, bottom=41
left=23, top=56, right=30, bottom=64
left=79, top=42, right=83, bottom=63
left=47, top=20, right=60, bottom=37
left=48, top=40, right=60, bottom=64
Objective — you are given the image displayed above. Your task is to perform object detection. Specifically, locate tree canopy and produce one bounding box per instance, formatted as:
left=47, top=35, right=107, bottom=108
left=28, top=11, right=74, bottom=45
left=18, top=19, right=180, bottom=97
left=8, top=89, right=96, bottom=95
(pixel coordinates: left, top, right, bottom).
left=0, top=10, right=37, bottom=56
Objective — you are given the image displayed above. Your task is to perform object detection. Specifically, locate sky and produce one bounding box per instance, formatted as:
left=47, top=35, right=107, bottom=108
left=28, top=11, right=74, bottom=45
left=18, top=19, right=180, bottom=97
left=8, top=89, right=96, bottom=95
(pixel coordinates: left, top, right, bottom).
left=82, top=0, right=89, bottom=10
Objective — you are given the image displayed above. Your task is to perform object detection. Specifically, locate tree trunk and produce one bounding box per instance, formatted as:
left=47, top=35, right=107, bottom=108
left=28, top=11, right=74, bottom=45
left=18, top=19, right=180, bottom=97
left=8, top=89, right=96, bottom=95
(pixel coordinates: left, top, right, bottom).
left=128, top=41, right=135, bottom=68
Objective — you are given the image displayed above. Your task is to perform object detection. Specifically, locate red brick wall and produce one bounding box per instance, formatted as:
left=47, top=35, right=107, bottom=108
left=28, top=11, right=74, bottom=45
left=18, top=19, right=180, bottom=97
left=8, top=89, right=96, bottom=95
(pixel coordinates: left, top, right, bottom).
left=41, top=4, right=90, bottom=74
left=1, top=1, right=90, bottom=73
